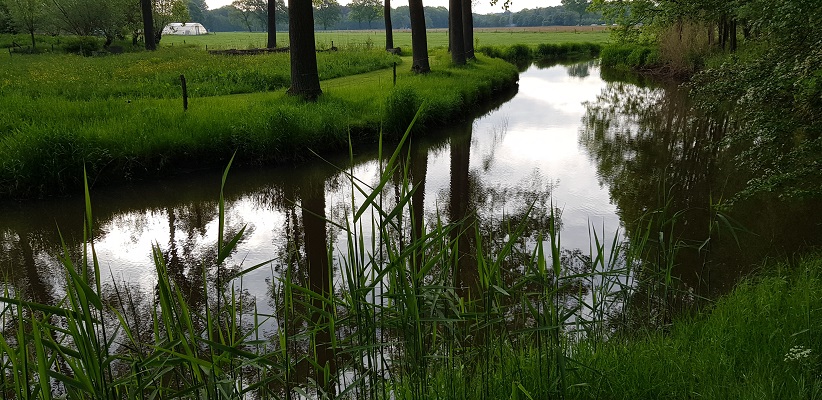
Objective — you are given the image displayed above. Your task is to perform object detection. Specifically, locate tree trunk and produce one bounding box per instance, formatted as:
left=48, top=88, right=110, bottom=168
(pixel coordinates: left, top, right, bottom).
left=408, top=0, right=430, bottom=72
left=729, top=18, right=737, bottom=52
left=141, top=0, right=155, bottom=51
left=30, top=30, right=35, bottom=50
left=267, top=0, right=276, bottom=48
left=384, top=0, right=394, bottom=50
left=288, top=0, right=322, bottom=99
left=449, top=0, right=465, bottom=65
left=461, top=0, right=474, bottom=59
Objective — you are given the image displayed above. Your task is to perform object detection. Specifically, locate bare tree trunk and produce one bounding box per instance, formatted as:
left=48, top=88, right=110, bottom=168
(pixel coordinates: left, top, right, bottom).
left=384, top=0, right=394, bottom=50
left=141, top=0, right=155, bottom=51
left=729, top=18, right=737, bottom=52
left=409, top=0, right=430, bottom=72
left=288, top=0, right=322, bottom=99
left=449, top=0, right=465, bottom=65
left=267, top=0, right=276, bottom=48
left=461, top=0, right=474, bottom=59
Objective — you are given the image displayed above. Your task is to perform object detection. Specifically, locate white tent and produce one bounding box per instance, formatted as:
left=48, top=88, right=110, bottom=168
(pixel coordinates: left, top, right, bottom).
left=162, top=22, right=208, bottom=36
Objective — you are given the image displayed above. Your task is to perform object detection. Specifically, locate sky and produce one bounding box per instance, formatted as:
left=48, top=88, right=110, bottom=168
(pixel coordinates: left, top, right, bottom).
left=205, top=0, right=563, bottom=17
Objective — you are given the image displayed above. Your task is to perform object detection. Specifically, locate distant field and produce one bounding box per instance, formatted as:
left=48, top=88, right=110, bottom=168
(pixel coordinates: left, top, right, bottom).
left=161, top=26, right=611, bottom=51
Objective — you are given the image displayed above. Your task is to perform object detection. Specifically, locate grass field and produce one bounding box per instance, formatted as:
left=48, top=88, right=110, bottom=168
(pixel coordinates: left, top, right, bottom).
left=159, top=27, right=611, bottom=51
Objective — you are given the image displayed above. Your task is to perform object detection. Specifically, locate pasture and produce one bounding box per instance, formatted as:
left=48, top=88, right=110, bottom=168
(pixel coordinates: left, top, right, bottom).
left=159, top=26, right=611, bottom=50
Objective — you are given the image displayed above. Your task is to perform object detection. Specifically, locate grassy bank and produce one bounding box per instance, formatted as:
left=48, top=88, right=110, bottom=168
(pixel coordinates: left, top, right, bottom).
left=568, top=255, right=822, bottom=399
left=0, top=48, right=517, bottom=198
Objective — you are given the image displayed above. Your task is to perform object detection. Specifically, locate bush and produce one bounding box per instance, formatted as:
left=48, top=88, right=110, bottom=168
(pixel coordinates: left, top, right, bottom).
left=601, top=44, right=655, bottom=68
left=61, top=36, right=101, bottom=56
left=626, top=47, right=650, bottom=67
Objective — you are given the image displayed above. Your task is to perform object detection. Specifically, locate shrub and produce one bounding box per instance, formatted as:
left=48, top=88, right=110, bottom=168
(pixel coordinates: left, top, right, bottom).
left=61, top=36, right=101, bottom=56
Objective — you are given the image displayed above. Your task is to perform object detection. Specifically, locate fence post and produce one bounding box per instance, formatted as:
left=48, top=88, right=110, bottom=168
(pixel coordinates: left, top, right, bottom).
left=393, top=62, right=397, bottom=86
left=180, top=74, right=188, bottom=111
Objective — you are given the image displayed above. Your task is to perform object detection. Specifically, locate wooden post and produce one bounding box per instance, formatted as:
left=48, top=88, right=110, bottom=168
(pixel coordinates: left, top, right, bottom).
left=393, top=62, right=397, bottom=86
left=180, top=75, right=188, bottom=111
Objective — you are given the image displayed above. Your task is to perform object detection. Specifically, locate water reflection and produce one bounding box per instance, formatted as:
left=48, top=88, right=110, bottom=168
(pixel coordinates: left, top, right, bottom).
left=580, top=72, right=822, bottom=326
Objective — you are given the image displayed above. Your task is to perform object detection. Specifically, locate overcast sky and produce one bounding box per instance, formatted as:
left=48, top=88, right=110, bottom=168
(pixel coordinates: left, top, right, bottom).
left=205, top=0, right=563, bottom=17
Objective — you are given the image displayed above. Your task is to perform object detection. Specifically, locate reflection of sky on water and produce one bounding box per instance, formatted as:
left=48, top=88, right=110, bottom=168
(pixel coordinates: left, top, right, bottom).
left=1, top=61, right=622, bottom=316
left=471, top=64, right=619, bottom=248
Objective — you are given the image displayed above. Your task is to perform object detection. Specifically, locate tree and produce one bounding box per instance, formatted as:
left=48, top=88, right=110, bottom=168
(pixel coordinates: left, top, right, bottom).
left=5, top=0, right=46, bottom=49
left=140, top=0, right=155, bottom=49
left=51, top=0, right=131, bottom=46
left=461, top=0, right=474, bottom=58
left=187, top=0, right=207, bottom=22
left=348, top=0, right=380, bottom=28
left=230, top=0, right=257, bottom=31
left=288, top=0, right=321, bottom=99
left=383, top=0, right=392, bottom=49
left=561, top=0, right=590, bottom=25
left=408, top=0, right=430, bottom=72
left=313, top=0, right=340, bottom=30
left=266, top=0, right=275, bottom=47
left=152, top=0, right=190, bottom=44
left=448, top=0, right=465, bottom=64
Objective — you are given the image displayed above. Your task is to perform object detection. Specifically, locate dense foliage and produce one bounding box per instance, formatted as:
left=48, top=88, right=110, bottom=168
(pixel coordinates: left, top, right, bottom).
left=595, top=0, right=822, bottom=200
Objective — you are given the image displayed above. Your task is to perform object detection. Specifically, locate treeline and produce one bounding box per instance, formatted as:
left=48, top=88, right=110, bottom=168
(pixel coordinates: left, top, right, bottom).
left=0, top=0, right=194, bottom=49
left=1, top=0, right=603, bottom=50
left=199, top=2, right=604, bottom=32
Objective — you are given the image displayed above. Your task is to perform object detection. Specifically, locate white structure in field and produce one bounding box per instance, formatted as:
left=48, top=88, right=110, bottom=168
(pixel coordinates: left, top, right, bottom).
left=162, top=22, right=208, bottom=36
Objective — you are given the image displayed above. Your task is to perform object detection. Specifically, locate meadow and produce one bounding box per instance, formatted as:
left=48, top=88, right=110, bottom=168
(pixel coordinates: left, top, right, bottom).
left=159, top=27, right=611, bottom=51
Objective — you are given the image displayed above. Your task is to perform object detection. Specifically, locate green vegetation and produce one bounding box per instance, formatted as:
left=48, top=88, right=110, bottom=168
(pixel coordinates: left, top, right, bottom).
left=0, top=46, right=398, bottom=99
left=0, top=48, right=517, bottom=198
left=593, top=0, right=822, bottom=200
left=477, top=41, right=602, bottom=64
left=570, top=255, right=822, bottom=399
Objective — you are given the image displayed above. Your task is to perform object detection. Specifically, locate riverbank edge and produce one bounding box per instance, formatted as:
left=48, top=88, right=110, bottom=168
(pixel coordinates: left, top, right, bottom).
left=0, top=51, right=519, bottom=199
left=563, top=252, right=822, bottom=399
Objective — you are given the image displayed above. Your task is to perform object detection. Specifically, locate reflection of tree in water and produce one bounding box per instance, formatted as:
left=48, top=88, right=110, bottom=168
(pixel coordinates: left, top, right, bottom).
left=580, top=76, right=822, bottom=330
left=264, top=163, right=340, bottom=398
left=580, top=80, right=735, bottom=327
